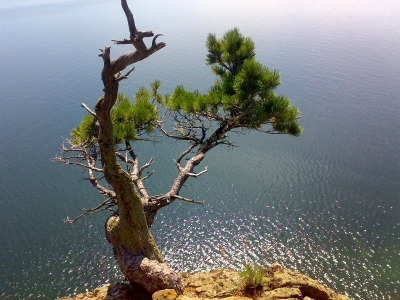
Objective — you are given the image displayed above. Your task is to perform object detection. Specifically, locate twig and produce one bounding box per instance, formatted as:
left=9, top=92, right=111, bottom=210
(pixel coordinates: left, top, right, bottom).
left=141, top=170, right=155, bottom=181
left=64, top=198, right=117, bottom=224
left=172, top=195, right=204, bottom=205
left=116, top=66, right=135, bottom=82
left=81, top=103, right=96, bottom=116
left=187, top=166, right=208, bottom=178
left=139, top=157, right=155, bottom=175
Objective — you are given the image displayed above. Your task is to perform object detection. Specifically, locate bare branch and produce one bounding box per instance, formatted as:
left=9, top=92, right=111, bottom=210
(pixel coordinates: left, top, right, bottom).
left=121, top=0, right=138, bottom=40
left=108, top=43, right=165, bottom=84
left=157, top=121, right=199, bottom=142
left=112, top=38, right=133, bottom=45
left=81, top=103, right=96, bottom=116
left=54, top=138, right=116, bottom=199
left=176, top=144, right=197, bottom=166
left=59, top=160, right=104, bottom=172
left=139, top=157, right=155, bottom=176
left=64, top=198, right=117, bottom=224
left=172, top=195, right=204, bottom=205
left=255, top=128, right=285, bottom=134
left=116, top=66, right=136, bottom=82
left=141, top=170, right=155, bottom=181
left=152, top=34, right=164, bottom=48
left=117, top=141, right=153, bottom=199
left=103, top=0, right=167, bottom=76
left=116, top=151, right=134, bottom=165
left=98, top=47, right=111, bottom=64
left=201, top=111, right=225, bottom=122
left=124, top=66, right=136, bottom=77
left=187, top=166, right=208, bottom=178
left=88, top=171, right=116, bottom=199
left=112, top=32, right=155, bottom=45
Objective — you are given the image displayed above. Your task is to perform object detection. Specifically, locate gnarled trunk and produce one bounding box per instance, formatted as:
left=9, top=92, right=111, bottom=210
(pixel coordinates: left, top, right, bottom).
left=93, top=0, right=182, bottom=294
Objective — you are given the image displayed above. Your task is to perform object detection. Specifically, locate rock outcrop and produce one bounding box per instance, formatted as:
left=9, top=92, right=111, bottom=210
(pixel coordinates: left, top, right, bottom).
left=57, top=263, right=350, bottom=300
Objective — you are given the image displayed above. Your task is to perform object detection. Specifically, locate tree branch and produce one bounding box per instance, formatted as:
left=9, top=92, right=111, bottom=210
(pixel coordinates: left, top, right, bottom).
left=116, top=66, right=135, bottom=82
left=141, top=170, right=155, bottom=181
left=139, top=157, right=155, bottom=176
left=171, top=195, right=204, bottom=205
left=187, top=166, right=208, bottom=178
left=64, top=198, right=117, bottom=224
left=81, top=103, right=96, bottom=116
left=121, top=0, right=139, bottom=40
left=175, top=144, right=197, bottom=169
left=98, top=47, right=111, bottom=64
left=157, top=121, right=199, bottom=142
left=255, top=128, right=285, bottom=134
left=104, top=0, right=166, bottom=76
left=152, top=34, right=164, bottom=48
left=60, top=160, right=104, bottom=172
left=54, top=138, right=116, bottom=199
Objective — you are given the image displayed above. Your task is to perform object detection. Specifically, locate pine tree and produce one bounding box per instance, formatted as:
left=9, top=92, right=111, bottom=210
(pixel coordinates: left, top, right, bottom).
left=54, top=2, right=301, bottom=296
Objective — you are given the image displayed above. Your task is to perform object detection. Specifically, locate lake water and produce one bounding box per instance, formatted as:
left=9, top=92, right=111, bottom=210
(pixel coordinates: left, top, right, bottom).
left=0, top=0, right=399, bottom=299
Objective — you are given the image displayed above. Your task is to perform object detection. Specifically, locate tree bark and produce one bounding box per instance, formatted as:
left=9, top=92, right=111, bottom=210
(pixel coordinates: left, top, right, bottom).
left=144, top=120, right=233, bottom=215
left=93, top=0, right=181, bottom=294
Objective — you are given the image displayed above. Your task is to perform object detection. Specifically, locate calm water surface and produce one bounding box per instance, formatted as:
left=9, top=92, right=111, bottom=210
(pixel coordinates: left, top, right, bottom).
left=0, top=0, right=399, bottom=299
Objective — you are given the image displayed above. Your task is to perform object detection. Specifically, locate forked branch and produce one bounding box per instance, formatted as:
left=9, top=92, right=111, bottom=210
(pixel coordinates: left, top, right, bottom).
left=187, top=166, right=208, bottom=178
left=64, top=198, right=117, bottom=224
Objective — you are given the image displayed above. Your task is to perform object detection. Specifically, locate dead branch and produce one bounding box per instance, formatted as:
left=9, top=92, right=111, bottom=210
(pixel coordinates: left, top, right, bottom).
left=101, top=0, right=166, bottom=76
left=64, top=198, right=117, bottom=224
left=141, top=170, right=155, bottom=181
left=139, top=157, right=155, bottom=176
left=121, top=0, right=139, bottom=40
left=187, top=166, right=208, bottom=178
left=152, top=34, right=164, bottom=48
left=54, top=138, right=116, bottom=199
left=87, top=166, right=116, bottom=199
left=116, top=66, right=135, bottom=82
left=98, top=47, right=111, bottom=64
left=116, top=151, right=134, bottom=165
left=255, top=128, right=285, bottom=134
left=55, top=158, right=104, bottom=172
left=157, top=121, right=199, bottom=142
left=81, top=103, right=96, bottom=116
left=172, top=195, right=204, bottom=205
left=176, top=144, right=197, bottom=166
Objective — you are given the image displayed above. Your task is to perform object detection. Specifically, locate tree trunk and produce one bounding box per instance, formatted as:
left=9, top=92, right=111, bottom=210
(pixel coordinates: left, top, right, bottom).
left=93, top=0, right=182, bottom=294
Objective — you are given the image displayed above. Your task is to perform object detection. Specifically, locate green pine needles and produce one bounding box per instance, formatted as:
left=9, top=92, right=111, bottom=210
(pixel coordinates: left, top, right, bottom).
left=72, top=28, right=301, bottom=148
left=71, top=91, right=158, bottom=146
left=166, top=27, right=302, bottom=136
left=112, top=91, right=158, bottom=143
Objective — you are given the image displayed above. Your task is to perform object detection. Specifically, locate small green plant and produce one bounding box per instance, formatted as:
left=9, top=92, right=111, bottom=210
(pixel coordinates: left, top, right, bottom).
left=239, top=263, right=265, bottom=295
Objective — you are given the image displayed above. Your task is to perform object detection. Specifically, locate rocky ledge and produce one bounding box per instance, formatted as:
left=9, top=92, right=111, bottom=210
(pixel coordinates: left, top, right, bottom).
left=57, top=263, right=350, bottom=300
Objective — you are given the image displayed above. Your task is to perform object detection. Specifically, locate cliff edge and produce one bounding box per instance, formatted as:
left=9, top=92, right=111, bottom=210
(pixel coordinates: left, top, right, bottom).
left=57, top=263, right=350, bottom=300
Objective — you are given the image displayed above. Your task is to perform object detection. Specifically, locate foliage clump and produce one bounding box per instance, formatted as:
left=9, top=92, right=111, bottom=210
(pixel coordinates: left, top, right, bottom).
left=166, top=27, right=302, bottom=136
left=239, top=263, right=265, bottom=296
left=71, top=91, right=158, bottom=146
left=71, top=114, right=96, bottom=146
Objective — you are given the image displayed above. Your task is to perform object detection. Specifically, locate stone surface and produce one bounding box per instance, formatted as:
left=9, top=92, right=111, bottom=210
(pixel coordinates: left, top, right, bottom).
left=259, top=287, right=302, bottom=300
left=182, top=269, right=241, bottom=298
left=56, top=263, right=351, bottom=300
left=262, top=264, right=350, bottom=300
left=152, top=289, right=178, bottom=300
left=56, top=284, right=109, bottom=300
left=218, top=297, right=251, bottom=300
